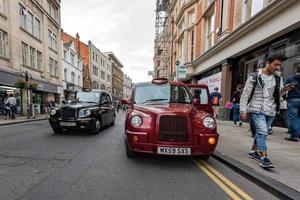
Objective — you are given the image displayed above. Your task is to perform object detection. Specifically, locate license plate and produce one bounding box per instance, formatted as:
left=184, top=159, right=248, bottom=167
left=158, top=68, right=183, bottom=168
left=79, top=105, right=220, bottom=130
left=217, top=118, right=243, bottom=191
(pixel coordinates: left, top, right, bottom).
left=157, top=147, right=191, bottom=155
left=60, top=122, right=76, bottom=127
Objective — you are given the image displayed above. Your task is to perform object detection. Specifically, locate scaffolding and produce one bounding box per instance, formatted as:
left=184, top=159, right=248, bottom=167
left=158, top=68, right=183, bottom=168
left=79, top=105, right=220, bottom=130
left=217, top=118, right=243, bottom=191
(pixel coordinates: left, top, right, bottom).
left=154, top=0, right=171, bottom=79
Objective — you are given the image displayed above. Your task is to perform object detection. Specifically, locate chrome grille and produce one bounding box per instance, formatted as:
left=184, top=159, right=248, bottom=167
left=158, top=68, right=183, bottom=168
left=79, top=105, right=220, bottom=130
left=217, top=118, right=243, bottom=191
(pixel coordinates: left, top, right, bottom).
left=159, top=115, right=188, bottom=142
left=61, top=108, right=77, bottom=119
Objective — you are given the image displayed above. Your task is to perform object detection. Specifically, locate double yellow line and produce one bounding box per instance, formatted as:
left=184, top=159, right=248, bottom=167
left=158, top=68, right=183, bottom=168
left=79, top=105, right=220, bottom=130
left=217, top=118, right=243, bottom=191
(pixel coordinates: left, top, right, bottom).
left=195, top=160, right=254, bottom=200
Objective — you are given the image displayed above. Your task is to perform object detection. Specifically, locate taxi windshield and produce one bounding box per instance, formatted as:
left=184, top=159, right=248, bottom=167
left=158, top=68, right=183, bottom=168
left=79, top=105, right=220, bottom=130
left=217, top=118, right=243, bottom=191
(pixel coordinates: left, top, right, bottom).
left=134, top=84, right=191, bottom=105
left=69, top=91, right=100, bottom=104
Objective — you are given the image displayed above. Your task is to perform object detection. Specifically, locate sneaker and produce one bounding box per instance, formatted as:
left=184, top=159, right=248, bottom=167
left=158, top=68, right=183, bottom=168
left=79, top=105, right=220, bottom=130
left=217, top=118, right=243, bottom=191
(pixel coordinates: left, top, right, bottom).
left=260, top=157, right=274, bottom=168
left=285, top=137, right=299, bottom=142
left=233, top=124, right=238, bottom=127
left=248, top=151, right=261, bottom=161
left=268, top=128, right=273, bottom=135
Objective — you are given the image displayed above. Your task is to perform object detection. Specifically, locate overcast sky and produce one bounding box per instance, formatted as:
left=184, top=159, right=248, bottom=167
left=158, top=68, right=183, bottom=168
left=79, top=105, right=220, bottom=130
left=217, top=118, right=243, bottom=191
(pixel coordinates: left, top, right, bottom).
left=61, top=0, right=156, bottom=83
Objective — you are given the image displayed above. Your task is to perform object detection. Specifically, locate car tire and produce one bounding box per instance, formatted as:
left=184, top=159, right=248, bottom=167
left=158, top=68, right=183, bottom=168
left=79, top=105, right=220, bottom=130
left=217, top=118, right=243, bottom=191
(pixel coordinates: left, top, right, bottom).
left=52, top=127, right=62, bottom=134
left=124, top=138, right=135, bottom=158
left=91, top=118, right=101, bottom=134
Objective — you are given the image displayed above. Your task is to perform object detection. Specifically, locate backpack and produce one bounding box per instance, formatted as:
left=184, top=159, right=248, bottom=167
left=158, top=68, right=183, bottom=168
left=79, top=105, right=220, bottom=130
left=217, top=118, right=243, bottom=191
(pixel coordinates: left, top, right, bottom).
left=248, top=71, right=281, bottom=112
left=212, top=94, right=220, bottom=106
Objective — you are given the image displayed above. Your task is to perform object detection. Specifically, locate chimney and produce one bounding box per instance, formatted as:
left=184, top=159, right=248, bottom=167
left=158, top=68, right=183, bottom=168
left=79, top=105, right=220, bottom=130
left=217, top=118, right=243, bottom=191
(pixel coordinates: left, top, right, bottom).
left=75, top=33, right=80, bottom=57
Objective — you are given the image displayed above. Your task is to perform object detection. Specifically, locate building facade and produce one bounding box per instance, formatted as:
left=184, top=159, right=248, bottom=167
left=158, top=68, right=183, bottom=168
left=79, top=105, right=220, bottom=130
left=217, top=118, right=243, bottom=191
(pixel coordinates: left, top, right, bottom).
left=155, top=0, right=300, bottom=120
left=89, top=41, right=112, bottom=92
left=0, top=0, right=62, bottom=115
left=61, top=38, right=82, bottom=100
left=105, top=52, right=124, bottom=101
left=123, top=74, right=132, bottom=99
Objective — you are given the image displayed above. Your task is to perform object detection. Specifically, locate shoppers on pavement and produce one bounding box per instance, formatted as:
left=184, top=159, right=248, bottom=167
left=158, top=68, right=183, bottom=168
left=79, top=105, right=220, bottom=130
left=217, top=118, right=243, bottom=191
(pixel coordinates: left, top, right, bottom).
left=5, top=94, right=16, bottom=119
left=210, top=87, right=222, bottom=119
left=283, top=63, right=300, bottom=142
left=240, top=54, right=290, bottom=169
left=230, top=84, right=243, bottom=127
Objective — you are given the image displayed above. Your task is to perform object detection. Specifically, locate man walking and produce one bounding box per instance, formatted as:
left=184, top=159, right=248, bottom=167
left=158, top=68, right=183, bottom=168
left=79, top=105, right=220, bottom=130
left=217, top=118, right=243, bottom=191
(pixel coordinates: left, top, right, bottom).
left=240, top=54, right=289, bottom=168
left=283, top=63, right=300, bottom=142
left=210, top=87, right=222, bottom=119
left=5, top=94, right=16, bottom=119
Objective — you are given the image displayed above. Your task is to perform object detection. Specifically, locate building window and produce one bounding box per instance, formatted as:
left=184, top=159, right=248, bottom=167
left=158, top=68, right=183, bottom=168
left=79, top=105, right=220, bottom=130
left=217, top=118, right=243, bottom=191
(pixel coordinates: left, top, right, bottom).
left=188, top=30, right=194, bottom=62
left=0, top=30, right=8, bottom=58
left=50, top=58, right=57, bottom=77
left=22, top=42, right=28, bottom=66
left=47, top=0, right=58, bottom=21
left=63, top=49, right=67, bottom=59
left=34, top=18, right=41, bottom=39
left=178, top=20, right=184, bottom=35
left=0, top=0, right=5, bottom=15
left=92, top=52, right=95, bottom=60
left=107, top=74, right=110, bottom=82
left=71, top=72, right=75, bottom=84
left=178, top=37, right=184, bottom=62
left=27, top=12, right=33, bottom=34
left=205, top=7, right=215, bottom=50
left=64, top=68, right=67, bottom=81
left=101, top=71, right=105, bottom=80
left=37, top=50, right=42, bottom=70
left=221, top=0, right=230, bottom=32
left=30, top=46, right=36, bottom=68
left=19, top=5, right=26, bottom=29
left=78, top=75, right=80, bottom=86
left=70, top=52, right=75, bottom=65
left=188, top=10, right=195, bottom=27
left=93, top=65, right=98, bottom=76
left=48, top=30, right=57, bottom=50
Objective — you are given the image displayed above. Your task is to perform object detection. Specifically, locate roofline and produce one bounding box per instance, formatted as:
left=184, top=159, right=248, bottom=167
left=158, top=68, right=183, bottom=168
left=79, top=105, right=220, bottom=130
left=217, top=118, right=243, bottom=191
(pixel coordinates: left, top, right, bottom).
left=104, top=51, right=124, bottom=68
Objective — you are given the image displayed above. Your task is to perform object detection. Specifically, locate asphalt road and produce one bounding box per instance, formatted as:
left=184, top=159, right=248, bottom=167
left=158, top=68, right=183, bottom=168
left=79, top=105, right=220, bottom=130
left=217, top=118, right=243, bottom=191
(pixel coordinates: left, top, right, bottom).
left=0, top=113, right=278, bottom=200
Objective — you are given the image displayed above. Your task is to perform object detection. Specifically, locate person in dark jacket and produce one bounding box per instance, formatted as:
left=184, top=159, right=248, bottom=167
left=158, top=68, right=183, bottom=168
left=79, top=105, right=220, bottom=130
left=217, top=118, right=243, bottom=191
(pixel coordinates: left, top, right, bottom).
left=283, top=63, right=300, bottom=141
left=230, top=84, right=243, bottom=127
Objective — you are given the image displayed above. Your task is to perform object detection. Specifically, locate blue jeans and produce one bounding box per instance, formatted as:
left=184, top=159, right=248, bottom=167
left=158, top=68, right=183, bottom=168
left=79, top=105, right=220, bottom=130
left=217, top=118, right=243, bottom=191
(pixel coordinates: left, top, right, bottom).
left=232, top=103, right=240, bottom=124
left=287, top=99, right=300, bottom=139
left=252, top=113, right=275, bottom=152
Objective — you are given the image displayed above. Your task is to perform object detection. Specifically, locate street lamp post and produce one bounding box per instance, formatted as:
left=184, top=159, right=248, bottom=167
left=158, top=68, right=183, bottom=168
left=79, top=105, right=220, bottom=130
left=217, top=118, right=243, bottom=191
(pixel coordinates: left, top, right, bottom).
left=21, top=70, right=32, bottom=119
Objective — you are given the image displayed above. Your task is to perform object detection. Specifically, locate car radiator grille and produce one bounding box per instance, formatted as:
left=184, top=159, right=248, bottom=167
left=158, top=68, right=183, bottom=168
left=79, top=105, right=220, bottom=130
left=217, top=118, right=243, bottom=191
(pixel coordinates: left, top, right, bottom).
left=159, top=115, right=188, bottom=142
left=61, top=108, right=77, bottom=119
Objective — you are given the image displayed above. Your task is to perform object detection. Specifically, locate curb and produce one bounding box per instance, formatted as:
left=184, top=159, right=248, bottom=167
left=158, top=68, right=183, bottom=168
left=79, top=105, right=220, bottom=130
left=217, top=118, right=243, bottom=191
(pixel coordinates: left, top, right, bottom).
left=0, top=118, right=48, bottom=126
left=212, top=151, right=300, bottom=200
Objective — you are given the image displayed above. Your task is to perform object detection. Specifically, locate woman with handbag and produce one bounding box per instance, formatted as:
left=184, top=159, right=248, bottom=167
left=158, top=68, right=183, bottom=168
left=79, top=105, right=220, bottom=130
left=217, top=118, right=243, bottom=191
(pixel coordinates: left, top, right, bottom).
left=231, top=84, right=243, bottom=127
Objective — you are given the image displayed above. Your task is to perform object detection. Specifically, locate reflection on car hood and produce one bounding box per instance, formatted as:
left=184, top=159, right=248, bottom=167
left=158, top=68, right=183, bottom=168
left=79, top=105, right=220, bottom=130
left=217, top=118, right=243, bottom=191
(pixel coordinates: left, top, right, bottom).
left=133, top=103, right=195, bottom=115
left=61, top=102, right=98, bottom=109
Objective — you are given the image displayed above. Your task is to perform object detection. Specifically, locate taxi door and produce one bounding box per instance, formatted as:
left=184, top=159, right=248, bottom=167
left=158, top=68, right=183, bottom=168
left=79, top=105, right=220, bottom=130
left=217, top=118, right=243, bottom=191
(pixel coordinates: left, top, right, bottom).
left=186, top=84, right=213, bottom=115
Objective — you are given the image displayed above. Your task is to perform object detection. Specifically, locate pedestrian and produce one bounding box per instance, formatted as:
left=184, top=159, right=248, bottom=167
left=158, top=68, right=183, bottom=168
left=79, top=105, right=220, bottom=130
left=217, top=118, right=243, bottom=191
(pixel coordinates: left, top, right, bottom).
left=282, top=63, right=300, bottom=142
left=230, top=84, right=243, bottom=127
left=240, top=54, right=289, bottom=168
left=210, top=87, right=222, bottom=119
left=5, top=94, right=16, bottom=119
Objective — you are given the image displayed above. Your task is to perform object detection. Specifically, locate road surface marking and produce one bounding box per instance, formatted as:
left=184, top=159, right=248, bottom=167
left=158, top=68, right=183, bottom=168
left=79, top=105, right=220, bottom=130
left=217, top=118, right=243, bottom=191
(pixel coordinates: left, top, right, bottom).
left=196, top=160, right=254, bottom=200
left=195, top=161, right=242, bottom=200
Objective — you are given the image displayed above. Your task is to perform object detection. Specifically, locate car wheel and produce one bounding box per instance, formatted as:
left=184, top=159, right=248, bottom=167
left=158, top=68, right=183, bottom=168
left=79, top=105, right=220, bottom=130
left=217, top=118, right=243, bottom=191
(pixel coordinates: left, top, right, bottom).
left=52, top=127, right=63, bottom=134
left=91, top=118, right=101, bottom=134
left=124, top=138, right=135, bottom=158
left=110, top=115, right=116, bottom=126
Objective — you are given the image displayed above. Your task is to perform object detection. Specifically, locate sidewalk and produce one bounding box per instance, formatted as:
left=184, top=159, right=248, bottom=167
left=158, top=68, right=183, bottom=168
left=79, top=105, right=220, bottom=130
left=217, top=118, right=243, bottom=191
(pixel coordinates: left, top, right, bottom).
left=216, top=120, right=300, bottom=193
left=0, top=114, right=48, bottom=126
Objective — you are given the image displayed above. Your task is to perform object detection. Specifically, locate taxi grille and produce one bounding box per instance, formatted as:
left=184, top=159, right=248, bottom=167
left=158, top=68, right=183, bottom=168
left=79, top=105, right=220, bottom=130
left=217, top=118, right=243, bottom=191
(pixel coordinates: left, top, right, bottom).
left=61, top=108, right=77, bottom=119
left=159, top=115, right=188, bottom=142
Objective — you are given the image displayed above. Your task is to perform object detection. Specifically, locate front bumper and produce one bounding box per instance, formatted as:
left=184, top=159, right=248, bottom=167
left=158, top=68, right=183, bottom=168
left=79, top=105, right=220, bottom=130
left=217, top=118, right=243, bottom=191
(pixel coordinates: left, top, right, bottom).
left=125, top=131, right=219, bottom=156
left=49, top=117, right=94, bottom=130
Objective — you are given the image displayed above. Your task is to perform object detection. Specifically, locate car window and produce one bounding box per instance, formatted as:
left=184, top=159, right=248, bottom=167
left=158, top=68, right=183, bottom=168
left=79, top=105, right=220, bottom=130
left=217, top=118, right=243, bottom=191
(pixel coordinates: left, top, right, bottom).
left=190, top=88, right=209, bottom=104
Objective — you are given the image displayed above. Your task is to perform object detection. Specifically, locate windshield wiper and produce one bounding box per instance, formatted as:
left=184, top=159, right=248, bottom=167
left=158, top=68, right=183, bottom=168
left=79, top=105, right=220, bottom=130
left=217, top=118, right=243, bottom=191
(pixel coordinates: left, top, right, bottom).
left=142, top=99, right=168, bottom=104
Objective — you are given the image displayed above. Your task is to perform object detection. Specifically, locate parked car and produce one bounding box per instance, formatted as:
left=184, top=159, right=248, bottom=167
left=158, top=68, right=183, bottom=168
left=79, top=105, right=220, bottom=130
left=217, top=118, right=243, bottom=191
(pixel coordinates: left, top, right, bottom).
left=122, top=78, right=219, bottom=159
left=49, top=89, right=115, bottom=134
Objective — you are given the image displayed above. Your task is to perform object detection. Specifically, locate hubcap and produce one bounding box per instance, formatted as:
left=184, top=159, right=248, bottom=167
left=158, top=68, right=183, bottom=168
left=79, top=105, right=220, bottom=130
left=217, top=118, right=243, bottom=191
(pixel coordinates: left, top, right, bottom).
left=95, top=120, right=100, bottom=130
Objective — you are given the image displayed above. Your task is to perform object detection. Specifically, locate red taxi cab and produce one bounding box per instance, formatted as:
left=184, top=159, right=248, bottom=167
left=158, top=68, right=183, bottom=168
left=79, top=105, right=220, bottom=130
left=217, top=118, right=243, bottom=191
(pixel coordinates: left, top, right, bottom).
left=122, top=78, right=219, bottom=159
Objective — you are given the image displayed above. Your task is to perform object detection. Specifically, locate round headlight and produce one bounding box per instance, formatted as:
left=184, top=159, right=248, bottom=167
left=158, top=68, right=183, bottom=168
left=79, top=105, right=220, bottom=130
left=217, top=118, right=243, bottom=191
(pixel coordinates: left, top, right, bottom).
left=203, top=117, right=216, bottom=128
left=50, top=109, right=56, bottom=116
left=85, top=109, right=91, bottom=116
left=131, top=115, right=142, bottom=127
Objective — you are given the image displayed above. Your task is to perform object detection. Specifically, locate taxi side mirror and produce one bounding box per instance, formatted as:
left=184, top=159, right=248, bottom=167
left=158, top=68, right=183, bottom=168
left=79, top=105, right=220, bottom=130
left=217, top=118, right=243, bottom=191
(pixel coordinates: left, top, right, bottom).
left=193, top=98, right=201, bottom=106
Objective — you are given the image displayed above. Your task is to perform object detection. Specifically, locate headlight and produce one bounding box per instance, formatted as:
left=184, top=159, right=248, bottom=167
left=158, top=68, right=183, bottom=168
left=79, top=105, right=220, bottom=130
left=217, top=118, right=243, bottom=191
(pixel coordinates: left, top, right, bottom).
left=131, top=115, right=142, bottom=127
left=50, top=109, right=56, bottom=116
left=203, top=117, right=216, bottom=128
left=78, top=109, right=92, bottom=118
